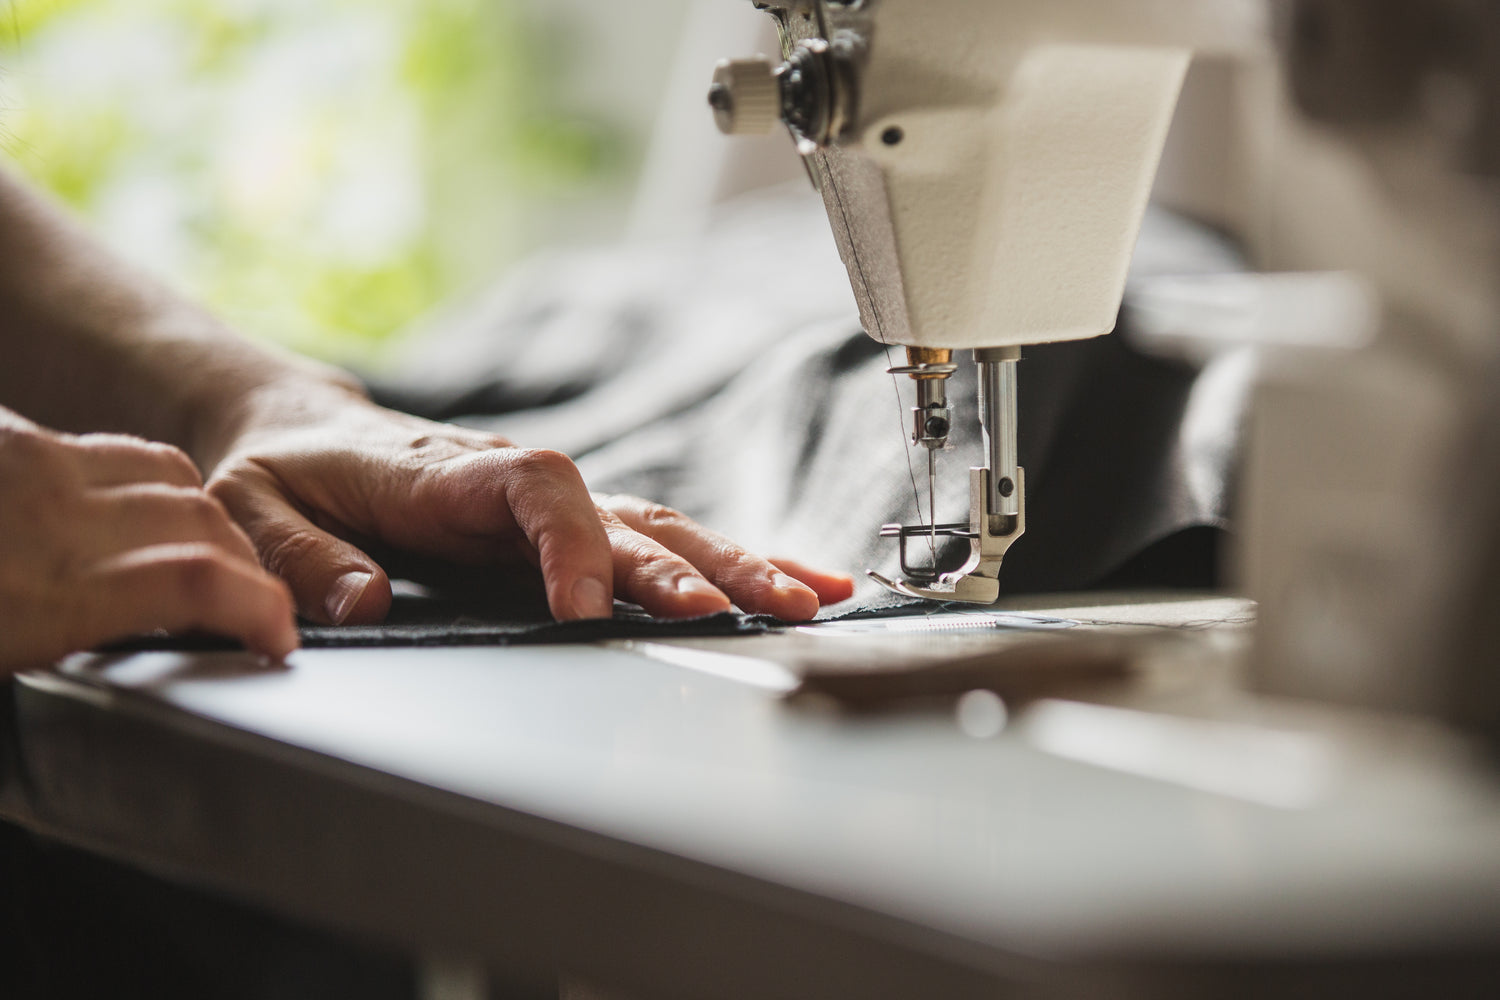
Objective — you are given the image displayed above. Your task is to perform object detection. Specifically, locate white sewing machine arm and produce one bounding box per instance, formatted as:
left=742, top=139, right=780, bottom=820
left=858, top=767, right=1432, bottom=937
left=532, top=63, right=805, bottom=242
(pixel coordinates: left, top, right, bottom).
left=717, top=0, right=1258, bottom=351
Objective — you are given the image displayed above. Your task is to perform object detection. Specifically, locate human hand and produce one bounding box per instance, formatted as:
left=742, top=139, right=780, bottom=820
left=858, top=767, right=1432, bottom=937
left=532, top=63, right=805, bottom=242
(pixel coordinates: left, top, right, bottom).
left=204, top=383, right=855, bottom=625
left=0, top=408, right=298, bottom=672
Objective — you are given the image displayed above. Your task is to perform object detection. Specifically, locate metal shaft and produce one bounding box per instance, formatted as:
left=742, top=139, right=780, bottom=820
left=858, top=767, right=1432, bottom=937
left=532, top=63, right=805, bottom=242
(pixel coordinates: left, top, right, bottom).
left=977, top=349, right=1020, bottom=517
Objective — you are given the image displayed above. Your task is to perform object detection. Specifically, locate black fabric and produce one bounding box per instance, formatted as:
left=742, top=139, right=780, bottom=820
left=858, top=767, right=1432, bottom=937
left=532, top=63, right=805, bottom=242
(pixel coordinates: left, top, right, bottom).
left=92, top=590, right=945, bottom=652
left=372, top=187, right=1252, bottom=610
left=94, top=597, right=785, bottom=654
left=302, top=608, right=780, bottom=648
left=298, top=596, right=941, bottom=648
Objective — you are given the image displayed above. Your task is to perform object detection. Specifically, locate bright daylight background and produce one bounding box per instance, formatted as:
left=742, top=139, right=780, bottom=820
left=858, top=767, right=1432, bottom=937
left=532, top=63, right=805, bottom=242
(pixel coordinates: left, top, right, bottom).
left=0, top=0, right=692, bottom=364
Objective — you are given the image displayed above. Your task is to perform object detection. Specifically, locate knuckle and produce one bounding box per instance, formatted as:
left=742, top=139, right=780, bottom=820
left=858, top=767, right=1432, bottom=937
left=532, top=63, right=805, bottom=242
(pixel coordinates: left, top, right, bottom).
left=76, top=432, right=139, bottom=450
left=177, top=486, right=220, bottom=514
left=205, top=466, right=251, bottom=503
left=177, top=489, right=233, bottom=532
left=622, top=540, right=690, bottom=583
left=85, top=433, right=181, bottom=461
left=717, top=539, right=754, bottom=564
left=205, top=464, right=270, bottom=513
left=707, top=543, right=764, bottom=587
left=256, top=528, right=325, bottom=577
left=515, top=448, right=578, bottom=480
left=127, top=437, right=187, bottom=464
left=702, top=536, right=753, bottom=569
left=167, top=549, right=233, bottom=605
left=70, top=434, right=203, bottom=487
left=156, top=444, right=200, bottom=482
left=639, top=502, right=687, bottom=529
left=596, top=509, right=630, bottom=532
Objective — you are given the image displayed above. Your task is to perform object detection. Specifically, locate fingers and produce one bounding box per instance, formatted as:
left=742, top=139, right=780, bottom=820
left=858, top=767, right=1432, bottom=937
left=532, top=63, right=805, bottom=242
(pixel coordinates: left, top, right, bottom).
left=598, top=511, right=733, bottom=620
left=598, top=497, right=824, bottom=621
left=193, top=402, right=845, bottom=628
left=84, top=484, right=260, bottom=566
left=70, top=435, right=203, bottom=488
left=503, top=451, right=615, bottom=621
left=0, top=422, right=298, bottom=668
left=437, top=449, right=615, bottom=621
left=212, top=469, right=392, bottom=625
left=769, top=558, right=857, bottom=607
left=76, top=544, right=299, bottom=660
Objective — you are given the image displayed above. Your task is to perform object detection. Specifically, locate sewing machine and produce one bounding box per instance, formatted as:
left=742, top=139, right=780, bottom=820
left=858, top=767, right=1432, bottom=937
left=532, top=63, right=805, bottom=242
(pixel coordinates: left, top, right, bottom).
left=708, top=0, right=1256, bottom=603
left=708, top=0, right=1500, bottom=734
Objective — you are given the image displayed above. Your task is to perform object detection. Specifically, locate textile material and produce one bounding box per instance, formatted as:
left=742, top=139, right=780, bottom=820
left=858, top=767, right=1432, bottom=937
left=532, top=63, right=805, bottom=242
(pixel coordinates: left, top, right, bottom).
left=93, top=600, right=780, bottom=653
left=373, top=185, right=1251, bottom=610
left=93, top=589, right=938, bottom=652
left=309, top=608, right=779, bottom=648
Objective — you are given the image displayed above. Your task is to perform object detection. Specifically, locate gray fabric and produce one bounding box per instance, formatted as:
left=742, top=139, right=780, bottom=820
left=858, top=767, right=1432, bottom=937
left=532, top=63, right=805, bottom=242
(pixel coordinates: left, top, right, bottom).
left=373, top=185, right=1252, bottom=610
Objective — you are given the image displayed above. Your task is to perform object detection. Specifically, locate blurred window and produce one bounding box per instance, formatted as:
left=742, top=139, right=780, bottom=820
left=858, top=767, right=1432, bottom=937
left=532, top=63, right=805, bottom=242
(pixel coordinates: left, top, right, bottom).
left=0, top=0, right=635, bottom=362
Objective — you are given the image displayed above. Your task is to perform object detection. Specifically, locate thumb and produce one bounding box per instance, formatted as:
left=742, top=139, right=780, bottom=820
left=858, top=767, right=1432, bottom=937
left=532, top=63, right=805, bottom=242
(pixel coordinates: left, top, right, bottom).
left=214, top=480, right=392, bottom=625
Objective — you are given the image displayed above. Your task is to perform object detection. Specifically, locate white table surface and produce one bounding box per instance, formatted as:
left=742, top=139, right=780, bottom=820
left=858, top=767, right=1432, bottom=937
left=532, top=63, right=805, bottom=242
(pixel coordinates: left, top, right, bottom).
left=7, top=593, right=1500, bottom=995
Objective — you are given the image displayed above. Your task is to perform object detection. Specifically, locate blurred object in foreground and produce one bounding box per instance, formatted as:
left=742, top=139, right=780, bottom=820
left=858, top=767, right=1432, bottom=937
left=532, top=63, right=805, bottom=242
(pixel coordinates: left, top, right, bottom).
left=1243, top=0, right=1500, bottom=731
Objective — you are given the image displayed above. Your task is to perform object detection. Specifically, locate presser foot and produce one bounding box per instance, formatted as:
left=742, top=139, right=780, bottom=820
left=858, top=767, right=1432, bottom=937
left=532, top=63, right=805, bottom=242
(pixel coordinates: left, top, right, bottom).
left=867, top=569, right=1003, bottom=605
left=868, top=467, right=1025, bottom=606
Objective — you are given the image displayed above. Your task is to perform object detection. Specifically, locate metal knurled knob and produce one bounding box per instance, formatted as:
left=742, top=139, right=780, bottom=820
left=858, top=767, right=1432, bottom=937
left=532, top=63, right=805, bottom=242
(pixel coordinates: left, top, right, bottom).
left=708, top=57, right=781, bottom=136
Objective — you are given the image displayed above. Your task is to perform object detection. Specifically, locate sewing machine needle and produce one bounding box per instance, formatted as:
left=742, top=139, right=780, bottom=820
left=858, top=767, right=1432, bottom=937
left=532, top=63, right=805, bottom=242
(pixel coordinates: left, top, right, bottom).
left=927, top=447, right=937, bottom=555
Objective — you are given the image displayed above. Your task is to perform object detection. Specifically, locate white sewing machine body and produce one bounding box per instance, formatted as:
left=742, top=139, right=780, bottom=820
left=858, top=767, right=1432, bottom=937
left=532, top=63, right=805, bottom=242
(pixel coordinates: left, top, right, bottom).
left=769, top=0, right=1259, bottom=352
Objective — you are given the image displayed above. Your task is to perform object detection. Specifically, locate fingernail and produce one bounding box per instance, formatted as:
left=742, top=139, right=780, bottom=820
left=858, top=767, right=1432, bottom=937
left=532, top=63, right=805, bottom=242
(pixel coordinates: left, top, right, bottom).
left=772, top=573, right=814, bottom=595
left=326, top=571, right=373, bottom=625
left=571, top=577, right=612, bottom=619
left=677, top=576, right=729, bottom=602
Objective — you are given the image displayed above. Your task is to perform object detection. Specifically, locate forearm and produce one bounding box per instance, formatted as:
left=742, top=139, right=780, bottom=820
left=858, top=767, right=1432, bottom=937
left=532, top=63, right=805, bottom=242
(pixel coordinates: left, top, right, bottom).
left=0, top=167, right=361, bottom=470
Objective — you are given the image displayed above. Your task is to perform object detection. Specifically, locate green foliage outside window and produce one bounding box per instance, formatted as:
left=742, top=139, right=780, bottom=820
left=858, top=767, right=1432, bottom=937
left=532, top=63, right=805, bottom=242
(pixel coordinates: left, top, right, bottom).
left=1, top=0, right=624, bottom=362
